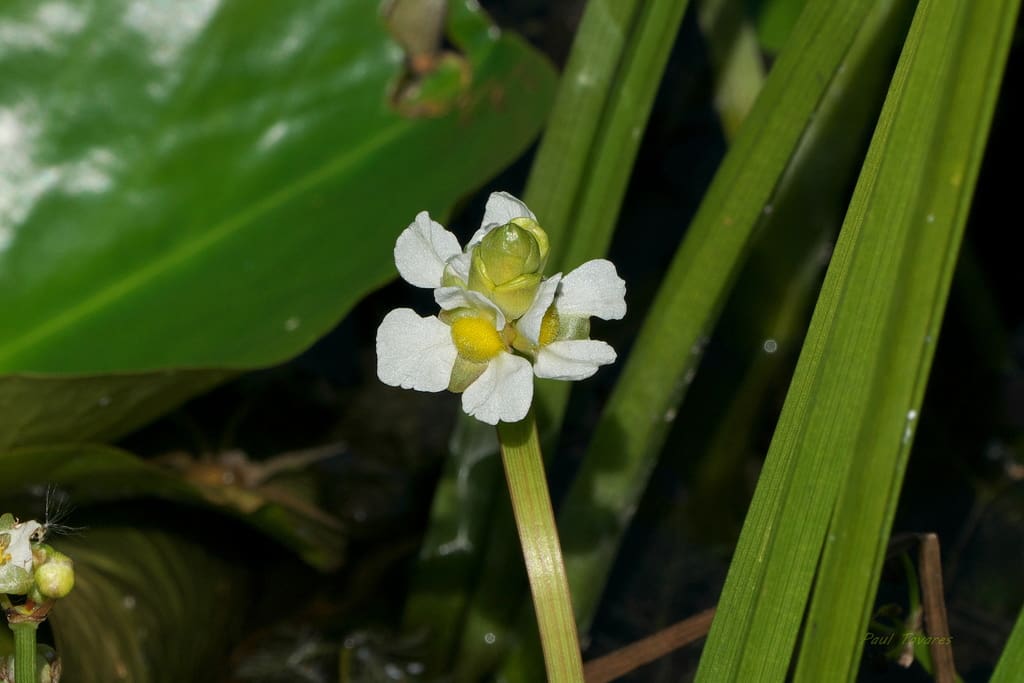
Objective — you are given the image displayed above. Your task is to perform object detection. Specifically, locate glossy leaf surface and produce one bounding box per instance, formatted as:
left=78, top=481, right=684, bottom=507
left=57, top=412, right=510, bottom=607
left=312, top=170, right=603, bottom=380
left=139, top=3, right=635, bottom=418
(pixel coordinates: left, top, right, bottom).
left=0, top=443, right=345, bottom=569
left=0, top=0, right=555, bottom=445
left=50, top=524, right=250, bottom=683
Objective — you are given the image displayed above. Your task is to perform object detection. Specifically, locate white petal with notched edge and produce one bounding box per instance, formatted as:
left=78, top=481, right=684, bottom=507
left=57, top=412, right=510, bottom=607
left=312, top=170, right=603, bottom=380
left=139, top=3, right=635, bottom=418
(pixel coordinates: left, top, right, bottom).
left=434, top=287, right=506, bottom=327
left=468, top=191, right=537, bottom=249
left=557, top=259, right=627, bottom=320
left=376, top=309, right=457, bottom=391
left=394, top=211, right=463, bottom=288
left=517, top=273, right=561, bottom=345
left=462, top=352, right=534, bottom=424
left=533, top=340, right=617, bottom=381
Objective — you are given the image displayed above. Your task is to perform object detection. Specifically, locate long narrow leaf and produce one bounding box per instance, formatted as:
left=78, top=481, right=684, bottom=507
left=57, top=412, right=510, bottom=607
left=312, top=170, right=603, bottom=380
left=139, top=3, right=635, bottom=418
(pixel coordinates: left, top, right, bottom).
left=559, top=0, right=879, bottom=636
left=795, top=0, right=1021, bottom=677
left=992, top=605, right=1024, bottom=683
left=696, top=0, right=1020, bottom=680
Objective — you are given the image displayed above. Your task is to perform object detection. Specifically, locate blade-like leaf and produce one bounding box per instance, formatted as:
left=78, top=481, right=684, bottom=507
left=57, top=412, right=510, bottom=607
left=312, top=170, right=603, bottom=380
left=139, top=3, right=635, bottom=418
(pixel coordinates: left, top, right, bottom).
left=795, top=0, right=1021, bottom=677
left=560, top=0, right=881, bottom=637
left=993, top=605, right=1024, bottom=683
left=697, top=0, right=1021, bottom=679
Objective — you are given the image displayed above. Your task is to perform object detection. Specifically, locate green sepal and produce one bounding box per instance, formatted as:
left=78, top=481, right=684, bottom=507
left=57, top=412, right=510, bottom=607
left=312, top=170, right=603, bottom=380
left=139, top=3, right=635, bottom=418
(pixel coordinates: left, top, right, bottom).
left=441, top=262, right=468, bottom=288
left=491, top=273, right=543, bottom=320
left=554, top=314, right=590, bottom=342
left=449, top=356, right=489, bottom=393
left=0, top=563, right=33, bottom=595
left=0, top=514, right=14, bottom=532
left=468, top=251, right=496, bottom=295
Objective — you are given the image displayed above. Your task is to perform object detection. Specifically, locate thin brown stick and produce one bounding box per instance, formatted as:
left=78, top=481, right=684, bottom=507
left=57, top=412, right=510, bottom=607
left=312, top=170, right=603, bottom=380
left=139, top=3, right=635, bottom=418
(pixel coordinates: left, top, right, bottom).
left=918, top=533, right=956, bottom=683
left=583, top=608, right=716, bottom=683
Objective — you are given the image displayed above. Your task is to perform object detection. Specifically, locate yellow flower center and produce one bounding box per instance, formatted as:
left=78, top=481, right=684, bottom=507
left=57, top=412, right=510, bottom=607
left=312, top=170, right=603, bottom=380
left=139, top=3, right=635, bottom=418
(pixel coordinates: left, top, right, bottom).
left=539, top=307, right=560, bottom=346
left=451, top=316, right=505, bottom=363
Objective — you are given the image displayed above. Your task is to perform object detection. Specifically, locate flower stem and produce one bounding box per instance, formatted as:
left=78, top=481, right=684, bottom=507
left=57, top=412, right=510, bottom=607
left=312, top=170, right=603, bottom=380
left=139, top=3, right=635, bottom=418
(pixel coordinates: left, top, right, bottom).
left=497, top=409, right=583, bottom=683
left=10, top=621, right=37, bottom=683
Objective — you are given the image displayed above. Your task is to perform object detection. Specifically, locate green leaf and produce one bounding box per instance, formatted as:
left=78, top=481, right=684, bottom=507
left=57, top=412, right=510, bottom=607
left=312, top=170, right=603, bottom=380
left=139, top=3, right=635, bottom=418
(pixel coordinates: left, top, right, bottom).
left=0, top=371, right=231, bottom=451
left=49, top=524, right=249, bottom=683
left=794, top=0, right=1021, bottom=677
left=696, top=0, right=766, bottom=138
left=993, top=605, right=1024, bottom=683
left=688, top=0, right=914, bottom=544
left=756, top=0, right=810, bottom=52
left=0, top=444, right=344, bottom=570
left=559, top=0, right=882, bottom=639
left=696, top=0, right=1021, bottom=679
left=0, top=0, right=555, bottom=446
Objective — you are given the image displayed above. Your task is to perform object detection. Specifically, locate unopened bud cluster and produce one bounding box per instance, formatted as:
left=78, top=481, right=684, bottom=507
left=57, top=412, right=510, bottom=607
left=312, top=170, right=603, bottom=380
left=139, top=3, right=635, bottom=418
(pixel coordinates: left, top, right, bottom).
left=469, top=218, right=550, bottom=319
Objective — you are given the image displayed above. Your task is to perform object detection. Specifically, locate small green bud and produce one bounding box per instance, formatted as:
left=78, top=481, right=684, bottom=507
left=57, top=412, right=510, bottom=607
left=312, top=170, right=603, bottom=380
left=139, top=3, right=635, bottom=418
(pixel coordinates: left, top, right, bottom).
left=476, top=221, right=546, bottom=282
left=33, top=547, right=74, bottom=599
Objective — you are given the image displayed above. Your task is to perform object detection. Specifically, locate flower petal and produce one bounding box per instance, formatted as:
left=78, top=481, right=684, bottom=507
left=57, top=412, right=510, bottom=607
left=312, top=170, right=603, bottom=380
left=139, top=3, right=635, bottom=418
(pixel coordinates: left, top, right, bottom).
left=557, top=259, right=627, bottom=320
left=376, top=308, right=457, bottom=391
left=444, top=252, right=471, bottom=286
left=435, top=287, right=506, bottom=328
left=394, top=211, right=463, bottom=288
left=467, top=191, right=537, bottom=249
left=461, top=352, right=534, bottom=424
left=5, top=521, right=42, bottom=571
left=517, top=273, right=561, bottom=345
left=533, top=340, right=617, bottom=381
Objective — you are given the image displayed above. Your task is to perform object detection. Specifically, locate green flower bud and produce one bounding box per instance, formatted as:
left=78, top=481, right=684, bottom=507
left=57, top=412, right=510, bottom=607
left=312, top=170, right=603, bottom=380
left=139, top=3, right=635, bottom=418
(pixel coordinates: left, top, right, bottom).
left=469, top=219, right=550, bottom=319
left=32, top=547, right=74, bottom=599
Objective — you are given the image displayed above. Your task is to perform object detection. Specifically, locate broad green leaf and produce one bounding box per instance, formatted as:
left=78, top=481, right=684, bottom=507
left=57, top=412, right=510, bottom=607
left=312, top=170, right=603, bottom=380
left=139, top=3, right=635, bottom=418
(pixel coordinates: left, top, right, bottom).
left=795, top=0, right=1021, bottom=677
left=0, top=0, right=555, bottom=447
left=696, top=0, right=1020, bottom=680
left=0, top=444, right=344, bottom=569
left=0, top=370, right=230, bottom=451
left=49, top=524, right=249, bottom=683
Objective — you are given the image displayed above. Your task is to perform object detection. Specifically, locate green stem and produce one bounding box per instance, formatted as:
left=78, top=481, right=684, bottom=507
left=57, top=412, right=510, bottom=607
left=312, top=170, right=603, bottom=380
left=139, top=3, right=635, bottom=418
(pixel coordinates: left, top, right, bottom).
left=10, top=622, right=37, bottom=683
left=497, top=410, right=583, bottom=683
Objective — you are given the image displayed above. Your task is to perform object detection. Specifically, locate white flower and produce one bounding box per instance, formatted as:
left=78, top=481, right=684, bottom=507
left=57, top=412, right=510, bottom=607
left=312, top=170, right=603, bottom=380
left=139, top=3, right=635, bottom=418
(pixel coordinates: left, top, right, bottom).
left=516, top=259, right=626, bottom=380
left=2, top=519, right=42, bottom=572
left=376, top=192, right=626, bottom=425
